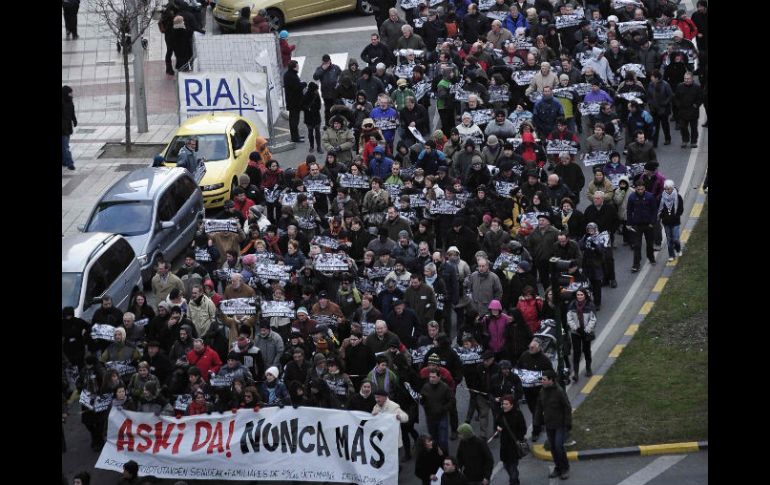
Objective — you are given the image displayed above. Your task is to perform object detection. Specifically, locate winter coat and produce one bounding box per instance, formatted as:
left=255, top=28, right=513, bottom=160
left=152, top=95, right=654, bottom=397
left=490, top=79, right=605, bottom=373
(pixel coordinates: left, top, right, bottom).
left=321, top=125, right=356, bottom=165
left=186, top=345, right=223, bottom=381
left=566, top=299, right=597, bottom=335
left=533, top=383, right=572, bottom=429
left=626, top=190, right=658, bottom=226
left=584, top=201, right=619, bottom=233
left=516, top=296, right=543, bottom=333
left=554, top=163, right=585, bottom=198
left=360, top=42, right=394, bottom=68
left=526, top=70, right=559, bottom=96
left=62, top=87, right=77, bottom=135
left=584, top=134, right=615, bottom=154
left=613, top=181, right=631, bottom=222
left=188, top=295, right=216, bottom=336
left=587, top=177, right=615, bottom=204
left=386, top=307, right=422, bottom=348
left=255, top=330, right=285, bottom=368
left=415, top=445, right=445, bottom=482
left=356, top=75, right=386, bottom=103
left=626, top=140, right=657, bottom=166
left=466, top=271, right=503, bottom=316
left=283, top=68, right=306, bottom=111
left=372, top=397, right=409, bottom=447
left=380, top=18, right=407, bottom=49
left=302, top=90, right=323, bottom=126
left=659, top=193, right=684, bottom=226
left=279, top=39, right=295, bottom=67
left=532, top=96, right=564, bottom=136
left=646, top=79, right=673, bottom=116
left=313, top=63, right=343, bottom=99
left=497, top=407, right=527, bottom=462
left=251, top=15, right=269, bottom=33
left=674, top=82, right=703, bottom=121
left=457, top=434, right=494, bottom=480
left=258, top=380, right=291, bottom=406
left=420, top=380, right=452, bottom=421
left=404, top=283, right=437, bottom=326
left=526, top=225, right=560, bottom=262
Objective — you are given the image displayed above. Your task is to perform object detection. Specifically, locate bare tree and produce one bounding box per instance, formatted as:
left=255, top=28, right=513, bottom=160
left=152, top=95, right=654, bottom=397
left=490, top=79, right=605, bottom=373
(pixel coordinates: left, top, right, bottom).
left=92, top=0, right=159, bottom=152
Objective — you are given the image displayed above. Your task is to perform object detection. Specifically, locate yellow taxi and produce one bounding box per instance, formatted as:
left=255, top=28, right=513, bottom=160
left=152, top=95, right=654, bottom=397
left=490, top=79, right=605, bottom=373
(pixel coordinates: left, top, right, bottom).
left=213, top=0, right=374, bottom=32
left=162, top=114, right=258, bottom=209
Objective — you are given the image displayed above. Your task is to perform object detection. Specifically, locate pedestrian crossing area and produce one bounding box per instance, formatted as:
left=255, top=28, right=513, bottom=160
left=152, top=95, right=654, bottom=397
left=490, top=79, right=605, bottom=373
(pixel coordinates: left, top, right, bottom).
left=293, top=52, right=350, bottom=82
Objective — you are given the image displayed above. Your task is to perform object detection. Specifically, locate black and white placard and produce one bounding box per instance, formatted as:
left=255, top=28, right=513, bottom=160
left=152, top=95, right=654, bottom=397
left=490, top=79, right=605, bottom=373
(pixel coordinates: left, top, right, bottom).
left=314, top=253, right=350, bottom=272
left=305, top=179, right=332, bottom=194
left=582, top=150, right=611, bottom=167
left=219, top=297, right=258, bottom=315
left=511, top=70, right=536, bottom=86
left=203, top=218, right=240, bottom=234
left=260, top=300, right=296, bottom=318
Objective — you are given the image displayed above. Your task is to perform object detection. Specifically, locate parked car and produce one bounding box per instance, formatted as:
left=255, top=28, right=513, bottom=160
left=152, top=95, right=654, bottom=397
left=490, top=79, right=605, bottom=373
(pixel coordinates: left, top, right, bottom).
left=62, top=233, right=143, bottom=321
left=81, top=167, right=205, bottom=282
left=160, top=113, right=257, bottom=209
left=213, top=0, right=374, bottom=32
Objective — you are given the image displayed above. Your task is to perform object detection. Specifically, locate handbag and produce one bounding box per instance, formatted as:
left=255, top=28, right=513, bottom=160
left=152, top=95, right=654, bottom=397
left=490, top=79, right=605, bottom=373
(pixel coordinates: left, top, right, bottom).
left=501, top=413, right=530, bottom=458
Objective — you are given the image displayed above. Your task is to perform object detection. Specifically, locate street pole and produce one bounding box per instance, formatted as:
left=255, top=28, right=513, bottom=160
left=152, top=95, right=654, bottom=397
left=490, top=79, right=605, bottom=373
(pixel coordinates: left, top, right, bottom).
left=130, top=0, right=149, bottom=133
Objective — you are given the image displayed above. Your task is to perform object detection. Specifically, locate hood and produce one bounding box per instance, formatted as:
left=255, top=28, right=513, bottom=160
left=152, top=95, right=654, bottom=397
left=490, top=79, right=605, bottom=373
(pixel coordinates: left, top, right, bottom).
left=348, top=58, right=359, bottom=67
left=62, top=85, right=73, bottom=101
left=539, top=11, right=553, bottom=21
left=592, top=47, right=604, bottom=59
left=457, top=423, right=475, bottom=440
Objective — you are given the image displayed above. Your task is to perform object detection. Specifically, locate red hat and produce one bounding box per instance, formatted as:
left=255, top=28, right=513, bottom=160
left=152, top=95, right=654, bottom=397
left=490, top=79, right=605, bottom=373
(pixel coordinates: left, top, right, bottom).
left=203, top=279, right=215, bottom=289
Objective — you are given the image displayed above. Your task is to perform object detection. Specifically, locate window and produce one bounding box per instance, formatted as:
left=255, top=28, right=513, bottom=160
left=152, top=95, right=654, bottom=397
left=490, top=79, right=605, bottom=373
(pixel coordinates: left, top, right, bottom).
left=173, top=176, right=197, bottom=208
left=165, top=134, right=230, bottom=162
left=86, top=201, right=153, bottom=236
left=231, top=120, right=252, bottom=150
left=62, top=272, right=83, bottom=309
left=85, top=260, right=108, bottom=304
left=157, top=190, right=178, bottom=222
left=98, top=238, right=136, bottom=287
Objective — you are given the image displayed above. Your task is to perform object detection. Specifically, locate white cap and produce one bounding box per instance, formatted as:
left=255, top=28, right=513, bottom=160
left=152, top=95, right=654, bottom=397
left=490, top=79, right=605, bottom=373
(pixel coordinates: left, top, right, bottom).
left=265, top=366, right=280, bottom=379
left=376, top=62, right=386, bottom=70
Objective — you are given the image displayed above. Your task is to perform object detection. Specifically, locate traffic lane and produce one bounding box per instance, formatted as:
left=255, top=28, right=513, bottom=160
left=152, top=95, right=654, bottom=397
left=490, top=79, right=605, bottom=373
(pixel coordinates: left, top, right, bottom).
left=645, top=451, right=708, bottom=485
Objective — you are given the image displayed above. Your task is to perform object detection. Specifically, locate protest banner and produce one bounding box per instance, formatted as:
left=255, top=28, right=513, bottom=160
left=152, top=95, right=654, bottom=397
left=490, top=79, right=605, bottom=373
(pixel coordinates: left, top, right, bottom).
left=305, top=179, right=332, bottom=194
left=545, top=139, right=579, bottom=155
left=313, top=314, right=340, bottom=329
left=204, top=219, right=240, bottom=234
left=410, top=345, right=433, bottom=366
left=607, top=172, right=627, bottom=188
left=106, top=360, right=137, bottom=377
left=134, top=318, right=149, bottom=328
left=175, top=394, right=193, bottom=412
left=361, top=321, right=376, bottom=337
left=588, top=231, right=611, bottom=248
left=297, top=216, right=318, bottom=230
left=485, top=10, right=508, bottom=21
left=572, top=82, right=592, bottom=96
left=493, top=252, right=521, bottom=271
left=428, top=199, right=463, bottom=215
left=406, top=126, right=426, bottom=144
left=453, top=345, right=484, bottom=365
left=582, top=150, right=611, bottom=167
left=220, top=298, right=258, bottom=316
left=412, top=80, right=432, bottom=102
left=281, top=192, right=315, bottom=207
left=578, top=102, right=601, bottom=116
left=340, top=97, right=355, bottom=109
left=254, top=263, right=291, bottom=282
left=408, top=193, right=428, bottom=208
left=488, top=85, right=510, bottom=103
left=511, top=70, right=536, bottom=86
left=619, top=63, right=646, bottom=79
left=383, top=183, right=402, bottom=200
left=261, top=300, right=296, bottom=319
left=356, top=277, right=380, bottom=296
left=616, top=91, right=644, bottom=102
left=194, top=248, right=212, bottom=262
left=412, top=16, right=427, bottom=28
left=556, top=13, right=584, bottom=30
left=367, top=267, right=393, bottom=281
left=394, top=63, right=416, bottom=79
left=314, top=253, right=350, bottom=272
left=478, top=0, right=495, bottom=9
left=495, top=180, right=518, bottom=198
left=618, top=21, right=648, bottom=34
left=611, top=0, right=643, bottom=9
left=264, top=187, right=282, bottom=204
left=471, top=109, right=495, bottom=126
left=312, top=236, right=340, bottom=250
left=514, top=368, right=544, bottom=388
left=519, top=212, right=541, bottom=229
left=338, top=174, right=370, bottom=189
left=435, top=293, right=444, bottom=311
left=91, top=324, right=116, bottom=342
left=653, top=25, right=678, bottom=40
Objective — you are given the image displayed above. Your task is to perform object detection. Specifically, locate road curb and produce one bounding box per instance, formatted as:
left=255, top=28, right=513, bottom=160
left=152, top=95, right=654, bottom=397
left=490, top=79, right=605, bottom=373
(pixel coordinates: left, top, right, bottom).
left=531, top=441, right=708, bottom=461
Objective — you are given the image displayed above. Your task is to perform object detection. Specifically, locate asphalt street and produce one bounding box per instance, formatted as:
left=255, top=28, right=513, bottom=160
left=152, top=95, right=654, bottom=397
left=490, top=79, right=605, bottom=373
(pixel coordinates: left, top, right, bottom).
left=62, top=6, right=708, bottom=485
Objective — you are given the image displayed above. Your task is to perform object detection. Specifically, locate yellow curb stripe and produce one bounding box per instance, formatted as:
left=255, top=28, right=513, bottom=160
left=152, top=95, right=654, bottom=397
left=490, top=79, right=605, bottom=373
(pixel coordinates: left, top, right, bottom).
left=639, top=301, right=654, bottom=315
left=680, top=229, right=691, bottom=243
left=609, top=344, right=625, bottom=358
left=652, top=277, right=668, bottom=293
left=532, top=444, right=580, bottom=462
left=690, top=203, right=703, bottom=218
left=698, top=186, right=704, bottom=195
left=581, top=375, right=603, bottom=394
left=639, top=442, right=700, bottom=456
left=625, top=324, right=639, bottom=336
left=666, top=259, right=678, bottom=267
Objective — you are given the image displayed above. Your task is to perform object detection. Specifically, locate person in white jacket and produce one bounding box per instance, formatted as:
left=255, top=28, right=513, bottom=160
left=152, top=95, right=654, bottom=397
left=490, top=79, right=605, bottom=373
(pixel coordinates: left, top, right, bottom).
left=582, top=47, right=615, bottom=86
left=372, top=389, right=410, bottom=451
left=455, top=112, right=485, bottom=147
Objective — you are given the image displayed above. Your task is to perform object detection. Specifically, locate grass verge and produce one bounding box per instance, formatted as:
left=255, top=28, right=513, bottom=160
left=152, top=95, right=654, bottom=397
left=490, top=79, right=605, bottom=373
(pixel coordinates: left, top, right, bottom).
left=570, top=202, right=708, bottom=449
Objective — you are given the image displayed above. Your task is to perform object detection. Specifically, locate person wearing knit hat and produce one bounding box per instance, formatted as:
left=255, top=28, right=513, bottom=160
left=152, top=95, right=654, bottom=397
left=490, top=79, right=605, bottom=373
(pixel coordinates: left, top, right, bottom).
left=486, top=134, right=499, bottom=146
left=265, top=366, right=280, bottom=379
left=297, top=307, right=309, bottom=316
left=259, top=366, right=291, bottom=407
left=456, top=422, right=494, bottom=482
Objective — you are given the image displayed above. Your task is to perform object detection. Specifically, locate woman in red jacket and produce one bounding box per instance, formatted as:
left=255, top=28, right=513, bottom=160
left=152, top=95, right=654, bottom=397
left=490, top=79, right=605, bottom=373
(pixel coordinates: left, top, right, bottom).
left=186, top=339, right=223, bottom=382
left=515, top=285, right=543, bottom=333
left=671, top=13, right=698, bottom=41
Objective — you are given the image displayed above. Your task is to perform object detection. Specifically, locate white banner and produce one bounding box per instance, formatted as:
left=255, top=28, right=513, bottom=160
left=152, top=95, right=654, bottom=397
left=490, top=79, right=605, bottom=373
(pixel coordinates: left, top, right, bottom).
left=179, top=72, right=270, bottom=139
left=96, top=407, right=398, bottom=483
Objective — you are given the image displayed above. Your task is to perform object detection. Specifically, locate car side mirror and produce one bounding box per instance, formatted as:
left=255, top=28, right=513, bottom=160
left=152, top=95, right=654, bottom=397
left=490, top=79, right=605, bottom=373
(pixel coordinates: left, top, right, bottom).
left=160, top=221, right=175, bottom=230
left=153, top=154, right=165, bottom=167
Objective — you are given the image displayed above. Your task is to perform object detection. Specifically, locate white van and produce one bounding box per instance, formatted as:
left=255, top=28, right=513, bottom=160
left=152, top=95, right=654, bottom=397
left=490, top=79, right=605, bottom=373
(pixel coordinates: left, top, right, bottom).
left=61, top=232, right=143, bottom=322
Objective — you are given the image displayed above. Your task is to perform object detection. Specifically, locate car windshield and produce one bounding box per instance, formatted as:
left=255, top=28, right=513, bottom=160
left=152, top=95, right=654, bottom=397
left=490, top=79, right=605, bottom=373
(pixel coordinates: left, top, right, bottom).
left=165, top=134, right=230, bottom=162
left=62, top=272, right=83, bottom=309
left=86, top=201, right=153, bottom=236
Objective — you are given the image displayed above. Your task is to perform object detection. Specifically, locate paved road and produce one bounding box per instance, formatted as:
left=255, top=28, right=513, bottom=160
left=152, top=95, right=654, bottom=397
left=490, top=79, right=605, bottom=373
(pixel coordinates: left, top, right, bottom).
left=62, top=6, right=708, bottom=485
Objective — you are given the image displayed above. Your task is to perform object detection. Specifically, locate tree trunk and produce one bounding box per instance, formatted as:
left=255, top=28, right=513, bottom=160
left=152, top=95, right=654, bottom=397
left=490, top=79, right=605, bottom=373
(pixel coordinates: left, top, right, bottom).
left=123, top=36, right=132, bottom=153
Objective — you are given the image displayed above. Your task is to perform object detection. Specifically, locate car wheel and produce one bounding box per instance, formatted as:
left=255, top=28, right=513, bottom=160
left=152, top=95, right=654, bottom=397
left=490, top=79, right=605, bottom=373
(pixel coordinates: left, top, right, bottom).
left=266, top=8, right=284, bottom=32
left=356, top=0, right=375, bottom=15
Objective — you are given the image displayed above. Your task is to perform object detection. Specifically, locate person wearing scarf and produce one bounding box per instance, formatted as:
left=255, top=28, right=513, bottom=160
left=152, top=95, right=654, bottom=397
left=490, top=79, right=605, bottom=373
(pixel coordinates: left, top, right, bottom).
left=566, top=289, right=597, bottom=381
left=658, top=179, right=684, bottom=261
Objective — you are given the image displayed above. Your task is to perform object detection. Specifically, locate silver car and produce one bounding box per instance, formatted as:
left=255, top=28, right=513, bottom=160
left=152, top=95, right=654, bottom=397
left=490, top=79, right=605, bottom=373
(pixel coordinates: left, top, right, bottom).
left=81, top=167, right=205, bottom=282
left=62, top=232, right=143, bottom=321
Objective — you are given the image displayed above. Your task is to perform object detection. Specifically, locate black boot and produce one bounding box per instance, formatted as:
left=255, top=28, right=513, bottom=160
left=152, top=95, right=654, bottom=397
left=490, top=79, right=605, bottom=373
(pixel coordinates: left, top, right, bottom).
left=585, top=363, right=593, bottom=377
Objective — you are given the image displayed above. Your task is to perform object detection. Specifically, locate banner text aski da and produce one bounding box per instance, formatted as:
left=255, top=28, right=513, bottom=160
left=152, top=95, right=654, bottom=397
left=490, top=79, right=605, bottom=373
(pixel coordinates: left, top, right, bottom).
left=115, top=416, right=386, bottom=468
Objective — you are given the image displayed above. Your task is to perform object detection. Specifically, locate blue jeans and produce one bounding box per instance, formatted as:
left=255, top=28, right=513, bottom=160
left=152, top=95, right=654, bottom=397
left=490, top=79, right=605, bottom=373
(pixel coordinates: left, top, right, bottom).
left=664, top=225, right=681, bottom=258
left=546, top=427, right=569, bottom=474
left=62, top=135, right=74, bottom=167
left=427, top=415, right=449, bottom=455
left=503, top=457, right=521, bottom=485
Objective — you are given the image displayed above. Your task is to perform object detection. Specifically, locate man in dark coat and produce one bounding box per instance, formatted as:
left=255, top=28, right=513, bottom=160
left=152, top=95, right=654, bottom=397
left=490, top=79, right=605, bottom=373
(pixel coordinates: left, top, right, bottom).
left=626, top=180, right=658, bottom=271
left=62, top=86, right=77, bottom=170
left=673, top=72, right=703, bottom=148
left=533, top=369, right=573, bottom=480
left=62, top=0, right=80, bottom=39
left=385, top=299, right=422, bottom=348
left=456, top=423, right=494, bottom=484
left=284, top=60, right=307, bottom=143
left=313, top=54, right=343, bottom=126
left=360, top=33, right=395, bottom=69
